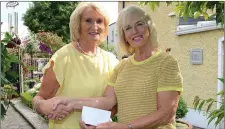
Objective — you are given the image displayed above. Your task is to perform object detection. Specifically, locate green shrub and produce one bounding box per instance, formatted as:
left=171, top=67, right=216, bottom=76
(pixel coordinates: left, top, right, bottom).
left=193, top=78, right=224, bottom=127
left=20, top=92, right=33, bottom=109
left=176, top=96, right=188, bottom=119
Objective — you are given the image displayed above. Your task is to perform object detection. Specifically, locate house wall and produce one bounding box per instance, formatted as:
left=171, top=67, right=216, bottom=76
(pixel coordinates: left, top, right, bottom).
left=106, top=22, right=122, bottom=59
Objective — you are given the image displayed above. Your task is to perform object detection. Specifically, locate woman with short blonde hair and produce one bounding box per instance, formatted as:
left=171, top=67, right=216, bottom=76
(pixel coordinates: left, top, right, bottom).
left=117, top=5, right=159, bottom=55
left=32, top=2, right=118, bottom=129
left=69, top=2, right=109, bottom=44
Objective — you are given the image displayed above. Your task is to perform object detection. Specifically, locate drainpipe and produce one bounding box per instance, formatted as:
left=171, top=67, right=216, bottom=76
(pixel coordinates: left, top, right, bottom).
left=217, top=37, right=224, bottom=128
left=122, top=1, right=125, bottom=8
left=217, top=36, right=224, bottom=109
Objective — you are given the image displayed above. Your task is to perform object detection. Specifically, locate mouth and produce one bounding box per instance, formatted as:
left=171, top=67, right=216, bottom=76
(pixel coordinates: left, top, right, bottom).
left=89, top=32, right=99, bottom=36
left=132, top=35, right=143, bottom=42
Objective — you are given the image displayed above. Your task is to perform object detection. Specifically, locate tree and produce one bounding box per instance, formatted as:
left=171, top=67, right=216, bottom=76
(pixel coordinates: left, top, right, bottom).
left=23, top=2, right=79, bottom=43
left=140, top=1, right=224, bottom=25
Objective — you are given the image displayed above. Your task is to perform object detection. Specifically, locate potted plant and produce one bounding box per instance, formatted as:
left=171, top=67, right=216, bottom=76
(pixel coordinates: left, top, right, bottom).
left=193, top=78, right=224, bottom=128
left=176, top=96, right=192, bottom=129
left=1, top=32, right=21, bottom=120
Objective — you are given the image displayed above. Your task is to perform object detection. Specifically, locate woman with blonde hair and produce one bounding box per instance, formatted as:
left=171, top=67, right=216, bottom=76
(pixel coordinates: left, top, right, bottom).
left=32, top=2, right=119, bottom=129
left=53, top=5, right=183, bottom=129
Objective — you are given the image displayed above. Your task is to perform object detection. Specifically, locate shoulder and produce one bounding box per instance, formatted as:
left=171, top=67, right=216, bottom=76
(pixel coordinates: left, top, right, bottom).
left=158, top=52, right=178, bottom=64
left=51, top=43, right=72, bottom=61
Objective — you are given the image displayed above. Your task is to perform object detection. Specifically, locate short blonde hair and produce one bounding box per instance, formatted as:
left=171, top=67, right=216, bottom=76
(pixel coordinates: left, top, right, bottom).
left=69, top=2, right=109, bottom=43
left=117, top=5, right=159, bottom=55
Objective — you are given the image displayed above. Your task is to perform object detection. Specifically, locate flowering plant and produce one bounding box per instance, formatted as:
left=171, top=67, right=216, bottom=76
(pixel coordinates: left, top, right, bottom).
left=36, top=32, right=66, bottom=55
left=21, top=32, right=66, bottom=56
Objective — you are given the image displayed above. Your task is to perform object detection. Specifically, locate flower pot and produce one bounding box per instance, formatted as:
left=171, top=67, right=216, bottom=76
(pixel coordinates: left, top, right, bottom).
left=176, top=120, right=193, bottom=129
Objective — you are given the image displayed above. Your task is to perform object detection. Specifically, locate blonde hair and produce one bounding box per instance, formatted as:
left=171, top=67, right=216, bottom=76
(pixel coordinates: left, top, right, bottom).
left=117, top=5, right=159, bottom=55
left=69, top=2, right=110, bottom=43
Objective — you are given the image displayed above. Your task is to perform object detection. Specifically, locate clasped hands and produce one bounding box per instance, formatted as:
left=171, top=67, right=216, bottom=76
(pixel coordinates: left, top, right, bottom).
left=40, top=97, right=127, bottom=129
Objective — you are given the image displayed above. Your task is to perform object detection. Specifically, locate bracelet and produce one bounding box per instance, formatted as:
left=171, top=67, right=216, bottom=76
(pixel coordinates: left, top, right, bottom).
left=128, top=123, right=133, bottom=129
left=33, top=100, right=40, bottom=113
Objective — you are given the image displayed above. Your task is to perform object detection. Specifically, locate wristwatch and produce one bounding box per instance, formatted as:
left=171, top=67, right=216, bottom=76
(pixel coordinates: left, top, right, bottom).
left=128, top=123, right=133, bottom=129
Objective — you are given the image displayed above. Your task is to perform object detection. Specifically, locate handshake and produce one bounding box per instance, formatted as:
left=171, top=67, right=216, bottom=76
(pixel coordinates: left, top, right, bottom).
left=38, top=97, right=75, bottom=121
left=37, top=97, right=113, bottom=129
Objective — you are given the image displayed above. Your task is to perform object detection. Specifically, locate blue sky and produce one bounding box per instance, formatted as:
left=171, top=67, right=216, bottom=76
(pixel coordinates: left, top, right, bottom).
left=1, top=2, right=118, bottom=39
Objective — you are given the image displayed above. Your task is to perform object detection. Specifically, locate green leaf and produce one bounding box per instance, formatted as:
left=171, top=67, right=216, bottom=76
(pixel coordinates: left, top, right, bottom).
left=206, top=98, right=215, bottom=103
left=206, top=101, right=214, bottom=112
left=194, top=11, right=201, bottom=19
left=202, top=12, right=209, bottom=20
left=1, top=102, right=6, bottom=120
left=218, top=78, right=224, bottom=83
left=193, top=96, right=200, bottom=110
left=27, top=66, right=35, bottom=71
left=198, top=100, right=206, bottom=112
left=7, top=71, right=19, bottom=80
left=207, top=110, right=218, bottom=124
left=215, top=113, right=224, bottom=127
left=216, top=90, right=224, bottom=97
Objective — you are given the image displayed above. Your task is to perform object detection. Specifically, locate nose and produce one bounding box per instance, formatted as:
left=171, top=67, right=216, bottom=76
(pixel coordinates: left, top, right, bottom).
left=131, top=26, right=138, bottom=34
left=91, top=21, right=98, bottom=30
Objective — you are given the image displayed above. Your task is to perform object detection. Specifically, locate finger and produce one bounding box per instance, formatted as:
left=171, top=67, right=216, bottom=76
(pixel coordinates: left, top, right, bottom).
left=58, top=110, right=70, bottom=117
left=62, top=105, right=74, bottom=112
left=50, top=114, right=58, bottom=120
left=47, top=114, right=53, bottom=119
left=79, top=120, right=86, bottom=129
left=52, top=99, right=62, bottom=110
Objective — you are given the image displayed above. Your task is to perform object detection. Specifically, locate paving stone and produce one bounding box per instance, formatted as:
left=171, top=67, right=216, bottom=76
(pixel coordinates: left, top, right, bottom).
left=10, top=99, right=48, bottom=129
left=1, top=105, right=33, bottom=129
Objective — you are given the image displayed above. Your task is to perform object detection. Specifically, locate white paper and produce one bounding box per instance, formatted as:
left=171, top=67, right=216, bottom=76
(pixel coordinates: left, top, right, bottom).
left=81, top=106, right=111, bottom=126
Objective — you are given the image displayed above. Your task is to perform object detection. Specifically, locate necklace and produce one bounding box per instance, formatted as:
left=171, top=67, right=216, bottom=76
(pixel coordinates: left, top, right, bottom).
left=75, top=42, right=98, bottom=57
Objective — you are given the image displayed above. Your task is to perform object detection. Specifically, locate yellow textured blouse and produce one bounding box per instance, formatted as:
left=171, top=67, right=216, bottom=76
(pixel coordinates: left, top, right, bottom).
left=108, top=50, right=183, bottom=129
left=42, top=43, right=119, bottom=129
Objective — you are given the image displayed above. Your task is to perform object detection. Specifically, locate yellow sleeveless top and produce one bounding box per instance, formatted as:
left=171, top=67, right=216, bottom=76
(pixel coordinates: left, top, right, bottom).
left=42, top=43, right=119, bottom=129
left=108, top=50, right=183, bottom=129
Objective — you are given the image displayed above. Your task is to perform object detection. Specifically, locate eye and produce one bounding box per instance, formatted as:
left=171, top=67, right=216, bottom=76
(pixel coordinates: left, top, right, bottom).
left=85, top=18, right=92, bottom=23
left=136, top=22, right=144, bottom=26
left=124, top=26, right=131, bottom=31
left=96, top=19, right=103, bottom=24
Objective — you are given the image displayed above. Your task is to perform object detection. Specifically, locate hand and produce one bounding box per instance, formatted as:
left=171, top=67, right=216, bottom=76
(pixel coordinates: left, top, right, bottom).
left=52, top=97, right=73, bottom=111
left=47, top=104, right=73, bottom=120
left=96, top=122, right=128, bottom=129
left=39, top=97, right=60, bottom=115
left=79, top=120, right=96, bottom=129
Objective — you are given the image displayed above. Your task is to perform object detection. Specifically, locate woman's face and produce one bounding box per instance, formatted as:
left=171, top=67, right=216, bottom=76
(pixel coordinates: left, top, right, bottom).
left=79, top=7, right=106, bottom=43
left=123, top=14, right=150, bottom=48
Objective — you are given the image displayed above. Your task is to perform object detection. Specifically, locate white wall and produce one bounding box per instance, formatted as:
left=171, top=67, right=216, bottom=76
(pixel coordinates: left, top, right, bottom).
left=106, top=22, right=122, bottom=59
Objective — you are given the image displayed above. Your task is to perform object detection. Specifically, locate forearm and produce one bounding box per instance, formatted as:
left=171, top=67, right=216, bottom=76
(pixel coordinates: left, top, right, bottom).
left=32, top=95, right=45, bottom=114
left=130, top=108, right=175, bottom=129
left=70, top=97, right=115, bottom=111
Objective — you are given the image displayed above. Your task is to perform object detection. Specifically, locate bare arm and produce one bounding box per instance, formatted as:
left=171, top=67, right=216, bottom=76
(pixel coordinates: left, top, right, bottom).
left=129, top=91, right=179, bottom=129
left=55, top=86, right=117, bottom=111
left=32, top=61, right=59, bottom=114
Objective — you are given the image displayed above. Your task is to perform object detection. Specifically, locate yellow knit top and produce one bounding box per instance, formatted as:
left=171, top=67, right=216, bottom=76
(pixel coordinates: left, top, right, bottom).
left=108, top=50, right=183, bottom=129
left=42, top=43, right=119, bottom=129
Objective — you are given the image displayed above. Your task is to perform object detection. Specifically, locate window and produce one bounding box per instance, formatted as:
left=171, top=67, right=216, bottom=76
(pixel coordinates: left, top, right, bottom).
left=175, top=16, right=222, bottom=35
left=111, top=30, right=114, bottom=42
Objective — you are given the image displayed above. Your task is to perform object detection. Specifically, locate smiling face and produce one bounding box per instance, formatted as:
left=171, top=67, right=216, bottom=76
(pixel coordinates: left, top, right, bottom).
left=122, top=14, right=150, bottom=49
left=79, top=7, right=106, bottom=43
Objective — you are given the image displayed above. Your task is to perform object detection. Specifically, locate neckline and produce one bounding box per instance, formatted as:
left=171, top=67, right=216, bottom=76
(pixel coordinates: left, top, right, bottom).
left=70, top=43, right=101, bottom=58
left=130, top=49, right=161, bottom=65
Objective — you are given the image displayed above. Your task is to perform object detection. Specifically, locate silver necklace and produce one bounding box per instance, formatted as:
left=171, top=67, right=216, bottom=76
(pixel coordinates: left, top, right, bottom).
left=75, top=42, right=98, bottom=57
